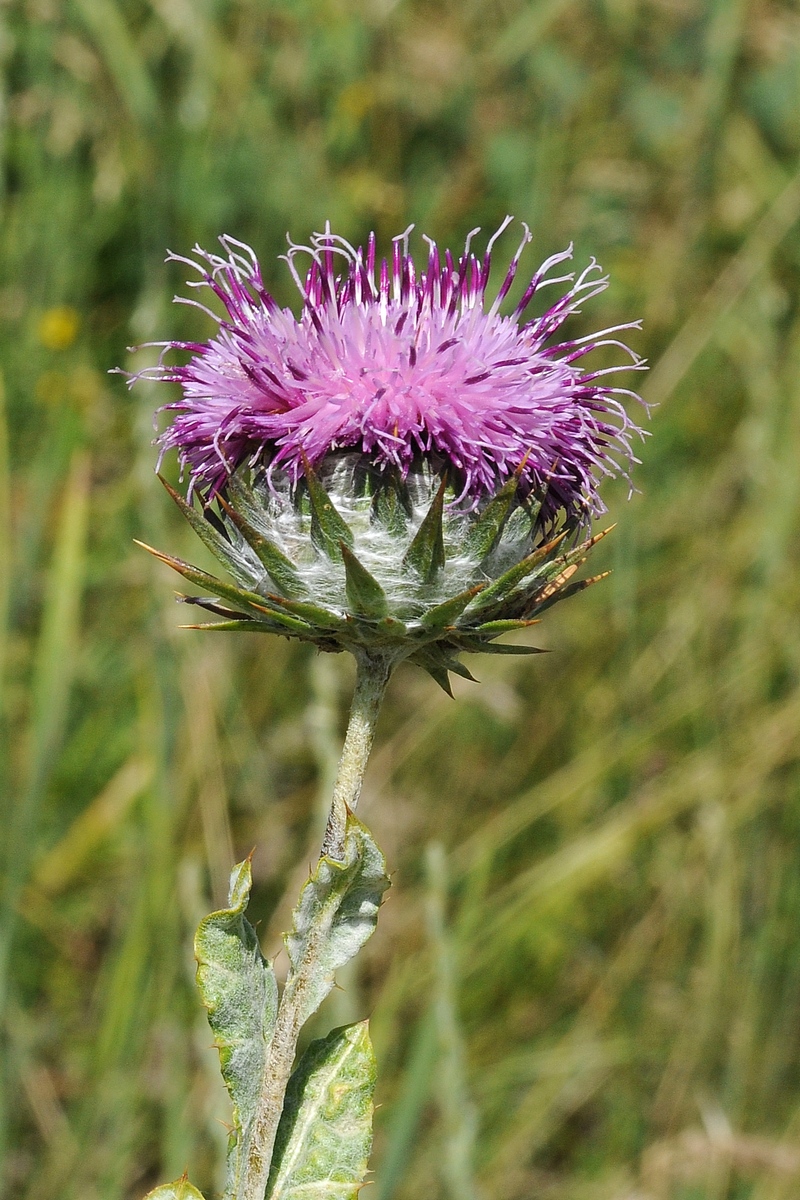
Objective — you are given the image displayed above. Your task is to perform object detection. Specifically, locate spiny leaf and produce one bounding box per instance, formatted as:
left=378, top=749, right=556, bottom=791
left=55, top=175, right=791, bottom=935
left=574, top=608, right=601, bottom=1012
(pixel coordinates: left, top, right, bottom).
left=302, top=454, right=355, bottom=560
left=463, top=531, right=567, bottom=617
left=195, top=858, right=279, bottom=1200
left=284, top=814, right=390, bottom=1028
left=402, top=474, right=446, bottom=582
left=267, top=1022, right=376, bottom=1200
left=159, top=475, right=254, bottom=588
left=340, top=542, right=388, bottom=618
left=461, top=472, right=520, bottom=560
left=218, top=495, right=307, bottom=599
left=137, top=542, right=312, bottom=634
left=144, top=1177, right=206, bottom=1200
left=420, top=584, right=486, bottom=630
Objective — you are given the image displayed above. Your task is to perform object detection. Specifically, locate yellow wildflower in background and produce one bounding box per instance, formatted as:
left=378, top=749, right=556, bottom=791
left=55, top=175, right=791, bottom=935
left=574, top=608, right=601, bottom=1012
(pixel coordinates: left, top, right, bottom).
left=38, top=306, right=80, bottom=351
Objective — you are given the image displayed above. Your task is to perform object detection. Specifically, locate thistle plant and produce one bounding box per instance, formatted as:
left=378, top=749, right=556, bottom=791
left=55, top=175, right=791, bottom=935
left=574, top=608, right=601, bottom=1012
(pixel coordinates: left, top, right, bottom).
left=125, top=220, right=645, bottom=1200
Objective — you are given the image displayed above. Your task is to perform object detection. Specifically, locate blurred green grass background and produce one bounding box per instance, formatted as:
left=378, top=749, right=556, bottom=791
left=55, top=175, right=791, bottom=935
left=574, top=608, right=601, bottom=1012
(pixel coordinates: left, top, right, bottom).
left=2, top=0, right=800, bottom=1197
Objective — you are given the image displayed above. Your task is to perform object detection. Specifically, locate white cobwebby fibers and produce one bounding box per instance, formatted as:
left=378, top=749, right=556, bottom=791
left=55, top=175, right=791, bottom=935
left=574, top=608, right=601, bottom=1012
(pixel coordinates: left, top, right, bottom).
left=228, top=458, right=507, bottom=617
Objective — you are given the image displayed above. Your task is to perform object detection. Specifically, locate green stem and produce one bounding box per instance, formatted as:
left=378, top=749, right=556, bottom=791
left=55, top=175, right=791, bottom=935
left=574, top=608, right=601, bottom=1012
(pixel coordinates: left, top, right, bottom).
left=320, top=651, right=394, bottom=860
left=242, top=650, right=393, bottom=1200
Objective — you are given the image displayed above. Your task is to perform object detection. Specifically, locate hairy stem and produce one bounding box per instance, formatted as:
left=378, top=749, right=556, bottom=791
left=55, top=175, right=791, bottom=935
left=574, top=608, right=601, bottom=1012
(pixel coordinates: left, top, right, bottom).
left=320, top=651, right=394, bottom=860
left=242, top=650, right=393, bottom=1200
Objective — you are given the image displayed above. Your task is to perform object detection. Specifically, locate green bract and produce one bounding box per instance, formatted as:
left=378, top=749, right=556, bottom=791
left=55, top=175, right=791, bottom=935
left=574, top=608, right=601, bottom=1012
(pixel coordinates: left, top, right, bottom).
left=140, top=456, right=611, bottom=693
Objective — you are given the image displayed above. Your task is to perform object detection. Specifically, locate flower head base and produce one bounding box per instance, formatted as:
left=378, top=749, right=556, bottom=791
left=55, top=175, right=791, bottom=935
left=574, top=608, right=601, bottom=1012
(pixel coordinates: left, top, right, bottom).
left=135, top=221, right=645, bottom=529
left=129, top=223, right=646, bottom=687
left=136, top=456, right=616, bottom=692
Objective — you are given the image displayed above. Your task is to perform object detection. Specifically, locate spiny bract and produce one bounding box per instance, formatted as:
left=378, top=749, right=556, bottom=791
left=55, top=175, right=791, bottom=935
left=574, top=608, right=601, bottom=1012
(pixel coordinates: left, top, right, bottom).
left=138, top=457, right=613, bottom=693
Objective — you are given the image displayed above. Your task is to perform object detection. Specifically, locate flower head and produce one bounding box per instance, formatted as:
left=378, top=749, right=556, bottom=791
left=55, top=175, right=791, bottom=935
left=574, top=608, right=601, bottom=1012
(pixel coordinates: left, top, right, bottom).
left=128, top=222, right=647, bottom=688
left=135, top=220, right=645, bottom=528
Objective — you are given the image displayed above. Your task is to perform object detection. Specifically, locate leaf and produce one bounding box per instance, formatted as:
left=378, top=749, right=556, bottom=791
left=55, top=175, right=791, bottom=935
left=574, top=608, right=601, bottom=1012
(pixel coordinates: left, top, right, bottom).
left=144, top=1177, right=206, bottom=1200
left=195, top=858, right=279, bottom=1198
left=284, top=816, right=389, bottom=1028
left=340, top=542, right=388, bottom=618
left=302, top=455, right=355, bottom=560
left=218, top=495, right=307, bottom=599
left=402, top=474, right=446, bottom=582
left=266, top=1022, right=377, bottom=1200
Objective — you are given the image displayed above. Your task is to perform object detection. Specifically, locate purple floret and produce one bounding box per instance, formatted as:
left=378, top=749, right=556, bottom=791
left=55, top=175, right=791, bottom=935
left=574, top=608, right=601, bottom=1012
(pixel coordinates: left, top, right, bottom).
left=130, top=220, right=646, bottom=525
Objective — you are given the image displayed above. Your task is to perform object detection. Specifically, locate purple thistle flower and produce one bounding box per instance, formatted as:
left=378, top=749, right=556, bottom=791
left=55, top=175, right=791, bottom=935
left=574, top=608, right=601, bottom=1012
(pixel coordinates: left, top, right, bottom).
left=133, top=219, right=646, bottom=527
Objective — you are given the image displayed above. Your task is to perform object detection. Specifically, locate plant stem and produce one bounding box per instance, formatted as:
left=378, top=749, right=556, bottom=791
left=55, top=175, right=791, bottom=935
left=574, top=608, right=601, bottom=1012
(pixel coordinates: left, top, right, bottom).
left=320, top=650, right=394, bottom=860
left=242, top=649, right=393, bottom=1200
